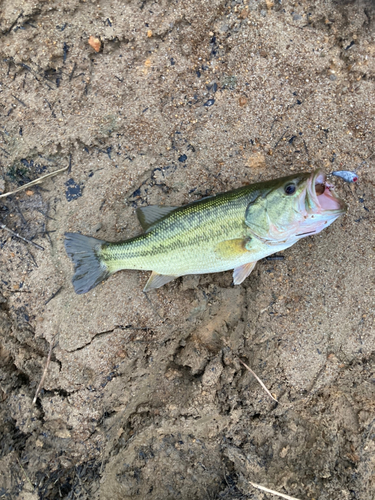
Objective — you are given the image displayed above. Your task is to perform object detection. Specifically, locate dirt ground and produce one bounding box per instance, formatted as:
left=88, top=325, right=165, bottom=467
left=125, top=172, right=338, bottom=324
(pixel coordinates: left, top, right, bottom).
left=0, top=0, right=375, bottom=498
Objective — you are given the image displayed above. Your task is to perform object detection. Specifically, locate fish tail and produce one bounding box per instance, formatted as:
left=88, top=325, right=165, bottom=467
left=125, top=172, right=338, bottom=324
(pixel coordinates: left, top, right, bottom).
left=64, top=232, right=111, bottom=294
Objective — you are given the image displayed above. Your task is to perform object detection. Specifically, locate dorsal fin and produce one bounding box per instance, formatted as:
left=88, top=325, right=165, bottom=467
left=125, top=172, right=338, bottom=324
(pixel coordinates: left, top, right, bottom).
left=136, top=205, right=178, bottom=231
left=136, top=194, right=215, bottom=231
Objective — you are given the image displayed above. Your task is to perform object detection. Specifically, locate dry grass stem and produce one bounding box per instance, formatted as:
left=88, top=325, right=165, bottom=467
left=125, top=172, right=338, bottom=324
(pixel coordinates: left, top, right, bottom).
left=249, top=481, right=301, bottom=500
left=33, top=335, right=57, bottom=404
left=0, top=224, right=44, bottom=250
left=239, top=358, right=278, bottom=403
left=0, top=165, right=68, bottom=199
left=16, top=456, right=34, bottom=491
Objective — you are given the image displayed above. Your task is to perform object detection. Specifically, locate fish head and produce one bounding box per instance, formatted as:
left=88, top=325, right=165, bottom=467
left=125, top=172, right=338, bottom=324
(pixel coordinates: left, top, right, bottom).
left=245, top=169, right=347, bottom=244
left=298, top=168, right=347, bottom=238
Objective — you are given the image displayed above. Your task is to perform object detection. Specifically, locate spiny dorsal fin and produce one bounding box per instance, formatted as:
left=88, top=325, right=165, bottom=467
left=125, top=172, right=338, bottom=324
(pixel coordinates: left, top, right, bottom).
left=136, top=205, right=178, bottom=231
left=143, top=271, right=180, bottom=291
left=136, top=194, right=217, bottom=232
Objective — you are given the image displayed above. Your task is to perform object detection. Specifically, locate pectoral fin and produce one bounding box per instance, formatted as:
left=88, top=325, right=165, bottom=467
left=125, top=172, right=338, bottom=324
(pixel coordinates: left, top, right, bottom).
left=233, top=261, right=257, bottom=285
left=215, top=238, right=253, bottom=259
left=143, top=271, right=180, bottom=291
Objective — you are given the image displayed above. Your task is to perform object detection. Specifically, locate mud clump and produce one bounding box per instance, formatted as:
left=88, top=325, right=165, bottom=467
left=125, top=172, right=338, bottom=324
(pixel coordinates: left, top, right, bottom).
left=0, top=0, right=375, bottom=499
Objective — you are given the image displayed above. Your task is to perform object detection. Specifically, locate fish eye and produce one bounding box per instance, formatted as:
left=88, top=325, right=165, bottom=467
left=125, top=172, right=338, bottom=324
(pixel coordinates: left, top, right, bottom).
left=284, top=183, right=296, bottom=195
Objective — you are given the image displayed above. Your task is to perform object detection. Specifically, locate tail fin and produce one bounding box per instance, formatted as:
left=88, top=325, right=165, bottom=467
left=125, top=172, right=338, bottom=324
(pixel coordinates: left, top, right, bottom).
left=64, top=232, right=111, bottom=294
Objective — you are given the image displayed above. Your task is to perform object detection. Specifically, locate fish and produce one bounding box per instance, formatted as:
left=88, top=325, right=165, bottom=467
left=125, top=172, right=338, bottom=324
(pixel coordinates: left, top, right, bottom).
left=64, top=169, right=347, bottom=294
left=331, top=170, right=358, bottom=183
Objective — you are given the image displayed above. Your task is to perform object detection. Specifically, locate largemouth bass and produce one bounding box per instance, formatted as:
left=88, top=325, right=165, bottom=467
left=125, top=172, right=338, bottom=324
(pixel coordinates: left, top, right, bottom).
left=64, top=169, right=346, bottom=294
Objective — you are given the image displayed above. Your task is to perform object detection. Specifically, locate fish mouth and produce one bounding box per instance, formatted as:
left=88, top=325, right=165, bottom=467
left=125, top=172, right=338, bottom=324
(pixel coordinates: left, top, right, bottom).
left=307, top=169, right=347, bottom=214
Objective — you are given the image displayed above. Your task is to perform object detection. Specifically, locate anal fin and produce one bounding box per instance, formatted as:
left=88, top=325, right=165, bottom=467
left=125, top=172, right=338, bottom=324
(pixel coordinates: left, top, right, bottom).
left=143, top=271, right=179, bottom=291
left=233, top=261, right=257, bottom=285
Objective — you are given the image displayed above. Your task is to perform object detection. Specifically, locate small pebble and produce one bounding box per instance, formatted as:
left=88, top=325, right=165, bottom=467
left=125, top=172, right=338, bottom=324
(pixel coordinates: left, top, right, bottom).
left=293, top=14, right=302, bottom=21
left=330, top=74, right=337, bottom=81
left=88, top=36, right=101, bottom=52
left=204, top=99, right=215, bottom=107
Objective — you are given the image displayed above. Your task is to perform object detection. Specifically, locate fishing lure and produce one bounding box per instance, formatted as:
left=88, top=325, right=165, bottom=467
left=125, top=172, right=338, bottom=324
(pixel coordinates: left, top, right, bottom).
left=331, top=171, right=358, bottom=183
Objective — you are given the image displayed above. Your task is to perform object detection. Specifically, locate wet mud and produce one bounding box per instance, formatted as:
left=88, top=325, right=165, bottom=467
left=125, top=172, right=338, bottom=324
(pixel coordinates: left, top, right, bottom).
left=0, top=0, right=375, bottom=498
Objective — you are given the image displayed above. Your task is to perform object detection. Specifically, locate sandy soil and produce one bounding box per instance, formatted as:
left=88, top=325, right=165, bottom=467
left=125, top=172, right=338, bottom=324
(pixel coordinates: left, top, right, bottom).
left=0, top=0, right=375, bottom=498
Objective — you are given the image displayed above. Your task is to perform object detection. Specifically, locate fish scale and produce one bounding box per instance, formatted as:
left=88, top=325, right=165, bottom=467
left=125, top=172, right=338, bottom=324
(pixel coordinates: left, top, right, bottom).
left=102, top=191, right=251, bottom=275
left=64, top=170, right=346, bottom=294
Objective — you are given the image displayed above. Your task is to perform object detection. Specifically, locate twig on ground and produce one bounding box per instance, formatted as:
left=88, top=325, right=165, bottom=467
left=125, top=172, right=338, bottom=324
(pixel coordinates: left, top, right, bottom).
left=274, top=128, right=289, bottom=149
left=143, top=291, right=164, bottom=321
left=69, top=62, right=77, bottom=81
left=249, top=481, right=301, bottom=500
left=0, top=224, right=44, bottom=250
left=12, top=94, right=27, bottom=107
left=33, top=335, right=58, bottom=404
left=0, top=165, right=68, bottom=199
left=265, top=255, right=284, bottom=261
left=44, top=286, right=63, bottom=305
left=25, top=246, right=38, bottom=267
left=74, top=466, right=89, bottom=495
left=15, top=456, right=34, bottom=491
left=238, top=358, right=278, bottom=403
left=14, top=199, right=27, bottom=224
left=303, top=139, right=309, bottom=160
